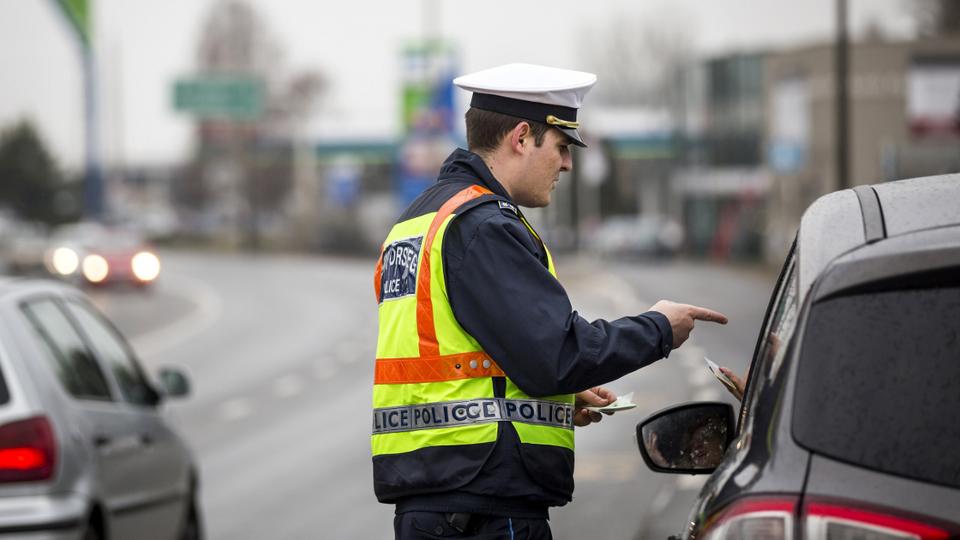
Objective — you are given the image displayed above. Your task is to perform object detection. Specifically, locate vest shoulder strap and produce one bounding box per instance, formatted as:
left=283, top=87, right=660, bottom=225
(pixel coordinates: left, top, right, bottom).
left=447, top=191, right=550, bottom=270
left=449, top=192, right=516, bottom=219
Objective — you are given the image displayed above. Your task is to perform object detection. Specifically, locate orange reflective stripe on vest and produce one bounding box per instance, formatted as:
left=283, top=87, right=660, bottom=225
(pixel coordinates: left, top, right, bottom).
left=373, top=246, right=384, bottom=302
left=375, top=352, right=505, bottom=384
left=415, top=185, right=492, bottom=358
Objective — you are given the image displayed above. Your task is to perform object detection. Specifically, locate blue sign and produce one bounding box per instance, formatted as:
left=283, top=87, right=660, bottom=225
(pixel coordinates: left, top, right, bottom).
left=769, top=140, right=807, bottom=175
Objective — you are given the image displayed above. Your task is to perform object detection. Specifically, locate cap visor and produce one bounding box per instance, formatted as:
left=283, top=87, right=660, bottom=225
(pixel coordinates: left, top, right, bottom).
left=558, top=127, right=587, bottom=147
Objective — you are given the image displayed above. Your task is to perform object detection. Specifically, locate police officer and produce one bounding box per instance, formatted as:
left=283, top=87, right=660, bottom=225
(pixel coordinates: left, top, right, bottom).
left=372, top=63, right=728, bottom=540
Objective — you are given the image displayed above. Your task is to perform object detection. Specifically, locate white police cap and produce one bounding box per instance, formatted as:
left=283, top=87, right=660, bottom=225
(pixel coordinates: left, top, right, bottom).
left=454, top=63, right=597, bottom=147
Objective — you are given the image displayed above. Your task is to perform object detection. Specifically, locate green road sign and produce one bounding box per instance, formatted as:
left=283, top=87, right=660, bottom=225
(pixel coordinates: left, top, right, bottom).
left=174, top=76, right=264, bottom=120
left=54, top=0, right=91, bottom=46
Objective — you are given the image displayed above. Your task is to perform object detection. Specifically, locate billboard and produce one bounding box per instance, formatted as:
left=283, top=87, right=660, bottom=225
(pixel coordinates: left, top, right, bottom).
left=396, top=41, right=459, bottom=205
left=768, top=75, right=810, bottom=174
left=907, top=59, right=960, bottom=138
left=401, top=41, right=457, bottom=135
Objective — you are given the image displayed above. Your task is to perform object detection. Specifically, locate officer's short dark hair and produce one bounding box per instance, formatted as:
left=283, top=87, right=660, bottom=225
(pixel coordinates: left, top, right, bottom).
left=465, top=107, right=550, bottom=155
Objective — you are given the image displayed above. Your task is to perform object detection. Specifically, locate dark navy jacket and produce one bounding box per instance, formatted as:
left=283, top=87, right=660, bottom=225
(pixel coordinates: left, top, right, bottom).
left=392, top=148, right=672, bottom=517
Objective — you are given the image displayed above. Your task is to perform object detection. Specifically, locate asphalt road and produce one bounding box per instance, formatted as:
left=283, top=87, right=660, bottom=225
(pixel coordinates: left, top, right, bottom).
left=91, top=250, right=775, bottom=540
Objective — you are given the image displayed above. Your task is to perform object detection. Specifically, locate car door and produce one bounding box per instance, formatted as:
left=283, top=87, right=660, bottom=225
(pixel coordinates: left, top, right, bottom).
left=63, top=297, right=190, bottom=540
left=19, top=297, right=146, bottom=523
left=677, top=242, right=805, bottom=538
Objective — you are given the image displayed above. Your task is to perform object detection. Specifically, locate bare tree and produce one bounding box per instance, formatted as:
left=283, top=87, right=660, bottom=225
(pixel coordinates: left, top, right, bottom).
left=197, top=0, right=283, bottom=81
left=579, top=10, right=696, bottom=107
left=175, top=0, right=283, bottom=224
left=176, top=0, right=326, bottom=248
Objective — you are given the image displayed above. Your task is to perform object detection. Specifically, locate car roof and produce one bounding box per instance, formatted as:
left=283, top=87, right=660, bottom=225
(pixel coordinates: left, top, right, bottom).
left=873, top=174, right=960, bottom=237
left=797, top=173, right=960, bottom=302
left=0, top=276, right=78, bottom=302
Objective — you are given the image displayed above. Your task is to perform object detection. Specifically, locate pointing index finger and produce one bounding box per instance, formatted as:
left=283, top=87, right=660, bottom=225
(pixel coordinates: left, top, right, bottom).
left=690, top=306, right=728, bottom=324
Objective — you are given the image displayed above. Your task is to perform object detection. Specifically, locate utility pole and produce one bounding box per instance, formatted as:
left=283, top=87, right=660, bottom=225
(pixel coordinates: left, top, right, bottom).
left=835, top=0, right=850, bottom=190
left=82, top=47, right=104, bottom=217
left=53, top=0, right=104, bottom=218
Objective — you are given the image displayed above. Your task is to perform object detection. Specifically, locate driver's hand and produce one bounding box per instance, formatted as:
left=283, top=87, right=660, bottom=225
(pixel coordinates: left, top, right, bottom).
left=719, top=367, right=746, bottom=401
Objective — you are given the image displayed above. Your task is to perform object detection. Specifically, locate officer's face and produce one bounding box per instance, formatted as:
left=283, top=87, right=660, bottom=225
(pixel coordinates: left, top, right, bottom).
left=516, top=128, right=572, bottom=208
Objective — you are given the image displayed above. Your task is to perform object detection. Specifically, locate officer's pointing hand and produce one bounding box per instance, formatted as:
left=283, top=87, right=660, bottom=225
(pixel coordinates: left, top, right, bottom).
left=650, top=300, right=728, bottom=350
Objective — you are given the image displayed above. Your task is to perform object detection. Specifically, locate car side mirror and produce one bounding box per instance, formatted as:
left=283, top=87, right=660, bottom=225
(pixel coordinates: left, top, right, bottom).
left=636, top=402, right=735, bottom=474
left=157, top=367, right=191, bottom=398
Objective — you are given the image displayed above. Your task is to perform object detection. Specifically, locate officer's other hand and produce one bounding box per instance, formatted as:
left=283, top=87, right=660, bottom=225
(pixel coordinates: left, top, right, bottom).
left=573, top=386, right=615, bottom=427
left=650, top=300, right=728, bottom=349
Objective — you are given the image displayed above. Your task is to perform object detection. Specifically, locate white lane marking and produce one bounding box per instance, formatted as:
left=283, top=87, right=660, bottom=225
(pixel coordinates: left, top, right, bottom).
left=676, top=475, right=707, bottom=491
left=573, top=452, right=644, bottom=483
left=692, top=388, right=722, bottom=402
left=649, top=481, right=676, bottom=513
left=313, top=360, right=336, bottom=380
left=679, top=345, right=704, bottom=368
left=690, top=366, right=714, bottom=387
left=130, top=272, right=223, bottom=359
left=273, top=375, right=304, bottom=398
left=586, top=268, right=648, bottom=314
left=219, top=398, right=253, bottom=421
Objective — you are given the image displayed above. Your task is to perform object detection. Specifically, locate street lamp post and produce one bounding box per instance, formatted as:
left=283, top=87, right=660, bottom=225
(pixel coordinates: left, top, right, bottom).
left=53, top=0, right=104, bottom=219
left=835, top=0, right=850, bottom=191
left=82, top=46, right=104, bottom=218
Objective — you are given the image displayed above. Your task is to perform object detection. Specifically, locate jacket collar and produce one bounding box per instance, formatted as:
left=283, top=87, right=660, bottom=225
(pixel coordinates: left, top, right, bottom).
left=437, top=148, right=513, bottom=201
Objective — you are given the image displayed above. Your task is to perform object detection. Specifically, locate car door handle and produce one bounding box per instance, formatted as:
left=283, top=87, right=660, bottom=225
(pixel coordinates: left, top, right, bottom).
left=93, top=434, right=149, bottom=452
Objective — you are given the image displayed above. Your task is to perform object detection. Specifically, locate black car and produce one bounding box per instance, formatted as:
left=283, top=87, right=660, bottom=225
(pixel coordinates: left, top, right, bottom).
left=636, top=174, right=960, bottom=539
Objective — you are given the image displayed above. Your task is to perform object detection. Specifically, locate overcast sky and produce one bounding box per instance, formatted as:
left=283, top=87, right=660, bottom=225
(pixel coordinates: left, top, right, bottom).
left=0, top=0, right=917, bottom=169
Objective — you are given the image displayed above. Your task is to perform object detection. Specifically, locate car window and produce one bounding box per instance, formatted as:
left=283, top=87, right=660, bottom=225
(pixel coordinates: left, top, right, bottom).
left=21, top=299, right=113, bottom=401
left=739, top=248, right=799, bottom=428
left=763, top=258, right=798, bottom=381
left=64, top=299, right=157, bottom=407
left=0, top=365, right=9, bottom=405
left=794, top=280, right=960, bottom=489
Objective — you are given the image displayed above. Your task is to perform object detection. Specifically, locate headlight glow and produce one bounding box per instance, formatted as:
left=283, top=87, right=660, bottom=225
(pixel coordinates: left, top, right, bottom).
left=50, top=247, right=79, bottom=275
left=82, top=255, right=109, bottom=283
left=131, top=251, right=161, bottom=282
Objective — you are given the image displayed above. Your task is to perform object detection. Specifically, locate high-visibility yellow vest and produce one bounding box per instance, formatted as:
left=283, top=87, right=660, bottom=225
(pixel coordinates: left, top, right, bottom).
left=371, top=184, right=575, bottom=501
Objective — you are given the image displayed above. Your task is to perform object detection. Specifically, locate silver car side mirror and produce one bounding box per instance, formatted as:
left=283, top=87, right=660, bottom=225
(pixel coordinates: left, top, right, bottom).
left=158, top=367, right=191, bottom=398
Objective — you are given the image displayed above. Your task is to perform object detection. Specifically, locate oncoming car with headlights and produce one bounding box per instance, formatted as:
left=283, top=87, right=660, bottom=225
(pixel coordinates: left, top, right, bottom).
left=44, top=223, right=161, bottom=288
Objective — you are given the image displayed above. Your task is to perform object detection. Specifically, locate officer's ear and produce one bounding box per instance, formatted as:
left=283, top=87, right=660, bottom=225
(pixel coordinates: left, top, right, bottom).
left=508, top=122, right=532, bottom=154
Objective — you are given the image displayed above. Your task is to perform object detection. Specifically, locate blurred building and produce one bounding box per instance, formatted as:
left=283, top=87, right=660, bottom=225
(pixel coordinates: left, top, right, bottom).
left=546, top=54, right=769, bottom=260
left=540, top=107, right=676, bottom=252
left=108, top=166, right=179, bottom=239
left=763, top=35, right=960, bottom=263
left=673, top=53, right=769, bottom=261
left=591, top=108, right=676, bottom=220
left=312, top=139, right=397, bottom=253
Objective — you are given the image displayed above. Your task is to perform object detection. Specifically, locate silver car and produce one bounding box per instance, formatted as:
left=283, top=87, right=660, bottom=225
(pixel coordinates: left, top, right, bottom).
left=0, top=277, right=202, bottom=539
